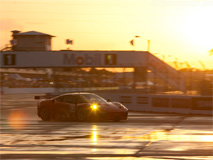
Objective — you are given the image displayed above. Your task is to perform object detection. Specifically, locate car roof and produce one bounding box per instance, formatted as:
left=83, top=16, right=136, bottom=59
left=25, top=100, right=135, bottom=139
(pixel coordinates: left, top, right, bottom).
left=58, top=92, right=94, bottom=97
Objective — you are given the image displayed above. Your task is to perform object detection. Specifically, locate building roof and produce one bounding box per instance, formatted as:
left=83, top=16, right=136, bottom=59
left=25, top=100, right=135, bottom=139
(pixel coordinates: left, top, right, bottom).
left=14, top=31, right=55, bottom=37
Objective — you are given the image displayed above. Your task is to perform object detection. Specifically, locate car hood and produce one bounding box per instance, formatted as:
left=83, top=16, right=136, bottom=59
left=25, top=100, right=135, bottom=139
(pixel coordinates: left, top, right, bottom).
left=99, top=102, right=127, bottom=112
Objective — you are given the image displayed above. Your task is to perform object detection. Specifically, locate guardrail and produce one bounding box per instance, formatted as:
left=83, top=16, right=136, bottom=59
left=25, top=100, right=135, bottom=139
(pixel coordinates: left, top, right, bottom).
left=97, top=92, right=212, bottom=116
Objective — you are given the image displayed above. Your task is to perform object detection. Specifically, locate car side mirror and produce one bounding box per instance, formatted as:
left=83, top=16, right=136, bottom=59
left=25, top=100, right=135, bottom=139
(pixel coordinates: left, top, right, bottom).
left=107, top=98, right=111, bottom=102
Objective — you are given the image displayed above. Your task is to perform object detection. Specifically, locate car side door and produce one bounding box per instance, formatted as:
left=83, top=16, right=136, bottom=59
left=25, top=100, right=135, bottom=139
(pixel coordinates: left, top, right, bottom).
left=63, top=95, right=76, bottom=113
left=54, top=95, right=68, bottom=112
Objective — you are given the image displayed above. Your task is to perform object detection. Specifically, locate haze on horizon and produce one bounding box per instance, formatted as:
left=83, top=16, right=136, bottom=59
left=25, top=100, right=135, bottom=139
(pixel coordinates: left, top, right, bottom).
left=0, top=0, right=213, bottom=69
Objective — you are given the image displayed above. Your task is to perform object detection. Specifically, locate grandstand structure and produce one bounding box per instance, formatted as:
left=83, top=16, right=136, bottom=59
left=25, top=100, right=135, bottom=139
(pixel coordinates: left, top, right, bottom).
left=0, top=30, right=185, bottom=93
left=0, top=50, right=186, bottom=93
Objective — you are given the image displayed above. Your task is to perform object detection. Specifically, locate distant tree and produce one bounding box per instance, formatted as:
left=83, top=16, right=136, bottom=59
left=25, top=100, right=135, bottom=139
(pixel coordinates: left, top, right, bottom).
left=209, top=49, right=213, bottom=56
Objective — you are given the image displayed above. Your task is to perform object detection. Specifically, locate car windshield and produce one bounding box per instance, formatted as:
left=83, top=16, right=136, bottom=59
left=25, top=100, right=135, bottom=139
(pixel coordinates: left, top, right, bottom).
left=77, top=94, right=107, bottom=104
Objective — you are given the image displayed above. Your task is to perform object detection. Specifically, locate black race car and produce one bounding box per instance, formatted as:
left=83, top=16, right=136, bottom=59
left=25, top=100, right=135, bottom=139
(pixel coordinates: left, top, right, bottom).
left=36, top=93, right=128, bottom=122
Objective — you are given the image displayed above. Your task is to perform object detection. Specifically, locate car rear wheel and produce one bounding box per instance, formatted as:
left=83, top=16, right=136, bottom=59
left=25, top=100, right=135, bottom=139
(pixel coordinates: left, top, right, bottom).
left=76, top=107, right=88, bottom=121
left=40, top=107, right=50, bottom=121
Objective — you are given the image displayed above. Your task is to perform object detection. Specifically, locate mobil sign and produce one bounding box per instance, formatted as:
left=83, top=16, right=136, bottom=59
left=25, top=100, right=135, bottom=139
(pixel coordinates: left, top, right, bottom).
left=63, top=52, right=117, bottom=67
left=62, top=51, right=147, bottom=67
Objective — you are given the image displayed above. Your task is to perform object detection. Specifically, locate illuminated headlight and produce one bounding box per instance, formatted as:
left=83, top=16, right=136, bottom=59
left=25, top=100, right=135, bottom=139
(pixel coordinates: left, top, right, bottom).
left=90, top=104, right=98, bottom=110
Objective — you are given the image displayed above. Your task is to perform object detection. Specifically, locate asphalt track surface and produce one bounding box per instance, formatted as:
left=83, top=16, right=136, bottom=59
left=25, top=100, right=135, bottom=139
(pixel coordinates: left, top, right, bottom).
left=0, top=94, right=212, bottom=160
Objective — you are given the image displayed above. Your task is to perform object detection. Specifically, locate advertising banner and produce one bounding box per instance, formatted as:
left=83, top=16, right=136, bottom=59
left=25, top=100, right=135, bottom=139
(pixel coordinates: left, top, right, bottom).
left=171, top=98, right=191, bottom=109
left=0, top=51, right=148, bottom=68
left=120, top=96, right=132, bottom=104
left=152, top=97, right=170, bottom=107
left=191, top=97, right=212, bottom=110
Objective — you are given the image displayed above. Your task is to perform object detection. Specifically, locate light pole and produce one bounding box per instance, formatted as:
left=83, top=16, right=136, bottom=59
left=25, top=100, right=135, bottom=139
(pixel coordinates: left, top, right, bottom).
left=147, top=40, right=150, bottom=52
left=132, top=35, right=150, bottom=93
left=134, top=36, right=151, bottom=52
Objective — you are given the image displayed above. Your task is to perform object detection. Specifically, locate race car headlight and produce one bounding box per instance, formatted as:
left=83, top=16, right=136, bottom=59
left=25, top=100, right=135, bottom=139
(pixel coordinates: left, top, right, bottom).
left=90, top=104, right=98, bottom=110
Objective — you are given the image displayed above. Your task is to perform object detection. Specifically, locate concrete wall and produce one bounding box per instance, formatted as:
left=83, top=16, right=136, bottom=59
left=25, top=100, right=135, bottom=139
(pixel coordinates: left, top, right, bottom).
left=1, top=87, right=212, bottom=115
left=96, top=92, right=212, bottom=116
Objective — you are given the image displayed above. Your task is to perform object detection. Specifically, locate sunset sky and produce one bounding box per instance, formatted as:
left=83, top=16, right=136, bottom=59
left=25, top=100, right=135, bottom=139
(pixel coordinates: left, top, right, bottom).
left=0, top=0, right=213, bottom=69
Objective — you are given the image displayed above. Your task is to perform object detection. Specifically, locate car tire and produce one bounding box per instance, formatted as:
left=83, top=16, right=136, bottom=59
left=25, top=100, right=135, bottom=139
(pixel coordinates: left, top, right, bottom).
left=76, top=107, right=88, bottom=121
left=40, top=107, right=50, bottom=121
